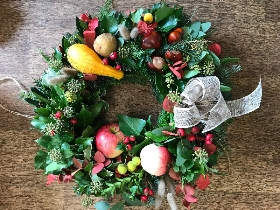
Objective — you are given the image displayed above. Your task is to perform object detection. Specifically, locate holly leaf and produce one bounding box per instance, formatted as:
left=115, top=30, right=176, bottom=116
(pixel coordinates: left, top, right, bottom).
left=196, top=174, right=210, bottom=190
left=131, top=137, right=150, bottom=155
left=91, top=102, right=105, bottom=119
left=122, top=193, right=142, bottom=206
left=31, top=117, right=53, bottom=130
left=34, top=108, right=51, bottom=117
left=61, top=142, right=73, bottom=159
left=94, top=200, right=110, bottom=210
left=110, top=202, right=124, bottom=210
left=34, top=150, right=48, bottom=170
left=155, top=3, right=175, bottom=22
left=117, top=114, right=146, bottom=136
left=106, top=15, right=118, bottom=34
left=145, top=131, right=169, bottom=142
left=82, top=126, right=94, bottom=137
left=176, top=155, right=186, bottom=166
left=76, top=106, right=94, bottom=129
left=83, top=145, right=92, bottom=160
left=75, top=137, right=93, bottom=147
left=158, top=15, right=178, bottom=32
left=35, top=135, right=51, bottom=148
left=92, top=163, right=105, bottom=174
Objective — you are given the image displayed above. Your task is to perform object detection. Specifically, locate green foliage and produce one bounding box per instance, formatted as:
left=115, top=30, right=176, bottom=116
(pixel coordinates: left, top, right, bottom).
left=117, top=114, right=146, bottom=136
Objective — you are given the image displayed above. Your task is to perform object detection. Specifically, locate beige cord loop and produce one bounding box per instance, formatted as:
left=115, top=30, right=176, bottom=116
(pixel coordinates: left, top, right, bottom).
left=0, top=77, right=34, bottom=119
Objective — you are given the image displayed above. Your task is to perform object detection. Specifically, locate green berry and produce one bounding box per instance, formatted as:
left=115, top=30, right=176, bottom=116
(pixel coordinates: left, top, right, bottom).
left=132, top=157, right=141, bottom=166
left=117, top=164, right=128, bottom=175
left=127, top=161, right=137, bottom=172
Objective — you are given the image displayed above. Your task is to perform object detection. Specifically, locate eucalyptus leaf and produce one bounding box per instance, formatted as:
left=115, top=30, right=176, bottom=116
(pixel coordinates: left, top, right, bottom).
left=94, top=200, right=110, bottom=210
left=201, top=22, right=211, bottom=32
left=190, top=21, right=201, bottom=38
left=117, top=114, right=146, bottom=136
left=45, top=162, right=67, bottom=174
left=131, top=8, right=143, bottom=23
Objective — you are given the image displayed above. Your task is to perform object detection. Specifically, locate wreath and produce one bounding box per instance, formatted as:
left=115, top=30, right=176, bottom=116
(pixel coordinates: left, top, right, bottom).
left=21, top=1, right=262, bottom=209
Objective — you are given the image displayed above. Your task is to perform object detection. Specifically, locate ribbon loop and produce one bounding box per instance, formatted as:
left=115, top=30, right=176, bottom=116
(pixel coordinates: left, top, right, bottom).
left=174, top=76, right=262, bottom=133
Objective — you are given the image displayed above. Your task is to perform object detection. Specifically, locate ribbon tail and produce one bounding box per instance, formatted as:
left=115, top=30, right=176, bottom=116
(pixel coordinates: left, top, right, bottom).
left=174, top=106, right=201, bottom=128
left=202, top=93, right=231, bottom=133
left=226, top=78, right=262, bottom=117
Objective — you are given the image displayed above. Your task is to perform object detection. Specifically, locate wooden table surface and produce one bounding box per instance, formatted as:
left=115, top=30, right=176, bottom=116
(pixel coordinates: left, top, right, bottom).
left=0, top=0, right=279, bottom=209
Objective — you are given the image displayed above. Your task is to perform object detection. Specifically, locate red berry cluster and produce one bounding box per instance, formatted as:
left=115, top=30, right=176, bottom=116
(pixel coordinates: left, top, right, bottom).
left=177, top=126, right=215, bottom=146
left=123, top=135, right=136, bottom=150
left=140, top=187, right=154, bottom=202
left=102, top=51, right=121, bottom=70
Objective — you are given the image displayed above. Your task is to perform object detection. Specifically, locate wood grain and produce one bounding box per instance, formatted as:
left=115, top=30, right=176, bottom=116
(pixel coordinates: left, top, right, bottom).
left=0, top=0, right=279, bottom=209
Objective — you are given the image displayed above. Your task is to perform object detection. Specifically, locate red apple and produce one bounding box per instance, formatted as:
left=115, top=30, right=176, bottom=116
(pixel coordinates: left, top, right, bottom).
left=95, top=123, right=125, bottom=158
left=140, top=144, right=171, bottom=176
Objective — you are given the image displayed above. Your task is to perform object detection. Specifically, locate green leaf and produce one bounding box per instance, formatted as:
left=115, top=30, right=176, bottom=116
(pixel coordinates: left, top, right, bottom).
left=182, top=26, right=192, bottom=38
left=122, top=193, right=142, bottom=206
left=34, top=108, right=51, bottom=117
left=155, top=3, right=175, bottom=22
left=75, top=137, right=93, bottom=147
left=117, top=37, right=125, bottom=47
left=94, top=200, right=110, bottom=210
left=106, top=15, right=118, bottom=34
left=158, top=15, right=178, bottom=32
left=76, top=106, right=94, bottom=129
left=117, top=114, right=146, bottom=136
left=201, top=22, right=211, bottom=32
left=31, top=117, right=53, bottom=130
left=155, top=72, right=168, bottom=103
left=45, top=162, right=67, bottom=174
left=131, top=137, right=150, bottom=155
left=220, top=85, right=231, bottom=92
left=30, top=87, right=50, bottom=104
left=82, top=126, right=94, bottom=137
left=34, top=150, right=48, bottom=170
left=62, top=36, right=71, bottom=51
left=145, top=131, right=169, bottom=143
left=110, top=202, right=124, bottom=210
left=176, top=155, right=186, bottom=166
left=35, top=135, right=51, bottom=148
left=131, top=8, right=143, bottom=23
left=183, top=70, right=200, bottom=79
left=61, top=142, right=73, bottom=159
left=208, top=50, right=221, bottom=65
left=91, top=102, right=104, bottom=119
left=52, top=133, right=74, bottom=146
left=83, top=145, right=92, bottom=160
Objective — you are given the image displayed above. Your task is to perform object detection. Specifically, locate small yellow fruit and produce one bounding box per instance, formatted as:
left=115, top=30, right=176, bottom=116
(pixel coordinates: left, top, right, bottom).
left=93, top=33, right=117, bottom=57
left=117, top=164, right=128, bottom=175
left=143, top=13, right=154, bottom=24
left=127, top=161, right=137, bottom=172
left=132, top=157, right=141, bottom=166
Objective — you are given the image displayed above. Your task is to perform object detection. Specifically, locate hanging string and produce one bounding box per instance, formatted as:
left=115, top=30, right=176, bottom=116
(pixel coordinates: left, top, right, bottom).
left=0, top=77, right=34, bottom=119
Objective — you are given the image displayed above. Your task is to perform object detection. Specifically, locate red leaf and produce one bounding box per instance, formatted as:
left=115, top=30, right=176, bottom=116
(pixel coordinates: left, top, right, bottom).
left=104, top=159, right=111, bottom=167
left=82, top=159, right=90, bottom=168
left=94, top=151, right=106, bottom=163
left=196, top=174, right=210, bottom=190
left=83, top=30, right=96, bottom=48
left=137, top=21, right=157, bottom=34
left=72, top=157, right=83, bottom=169
left=46, top=174, right=57, bottom=185
left=169, top=167, right=180, bottom=181
left=88, top=18, right=99, bottom=31
left=183, top=199, right=191, bottom=209
left=175, top=184, right=182, bottom=195
left=79, top=13, right=90, bottom=22
left=63, top=175, right=73, bottom=183
left=92, top=163, right=104, bottom=174
left=203, top=143, right=217, bottom=156
left=58, top=174, right=64, bottom=182
left=185, top=195, right=198, bottom=203
left=183, top=184, right=195, bottom=196
left=162, top=96, right=176, bottom=113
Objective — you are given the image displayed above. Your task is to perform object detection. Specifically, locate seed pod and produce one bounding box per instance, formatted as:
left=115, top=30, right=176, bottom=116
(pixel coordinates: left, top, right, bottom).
left=118, top=24, right=130, bottom=40
left=152, top=57, right=166, bottom=70
left=165, top=50, right=183, bottom=61
left=130, top=27, right=139, bottom=39
left=168, top=28, right=183, bottom=44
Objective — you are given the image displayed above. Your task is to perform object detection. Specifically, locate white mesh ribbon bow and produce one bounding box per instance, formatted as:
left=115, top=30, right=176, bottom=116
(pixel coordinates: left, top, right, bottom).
left=174, top=76, right=262, bottom=133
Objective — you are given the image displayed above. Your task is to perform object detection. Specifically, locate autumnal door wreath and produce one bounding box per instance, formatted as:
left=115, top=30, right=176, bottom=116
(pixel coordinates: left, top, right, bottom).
left=21, top=1, right=262, bottom=209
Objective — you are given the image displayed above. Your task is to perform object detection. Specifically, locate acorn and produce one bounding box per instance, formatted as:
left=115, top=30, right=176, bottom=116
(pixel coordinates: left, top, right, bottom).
left=165, top=50, right=183, bottom=61
left=168, top=28, right=183, bottom=44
